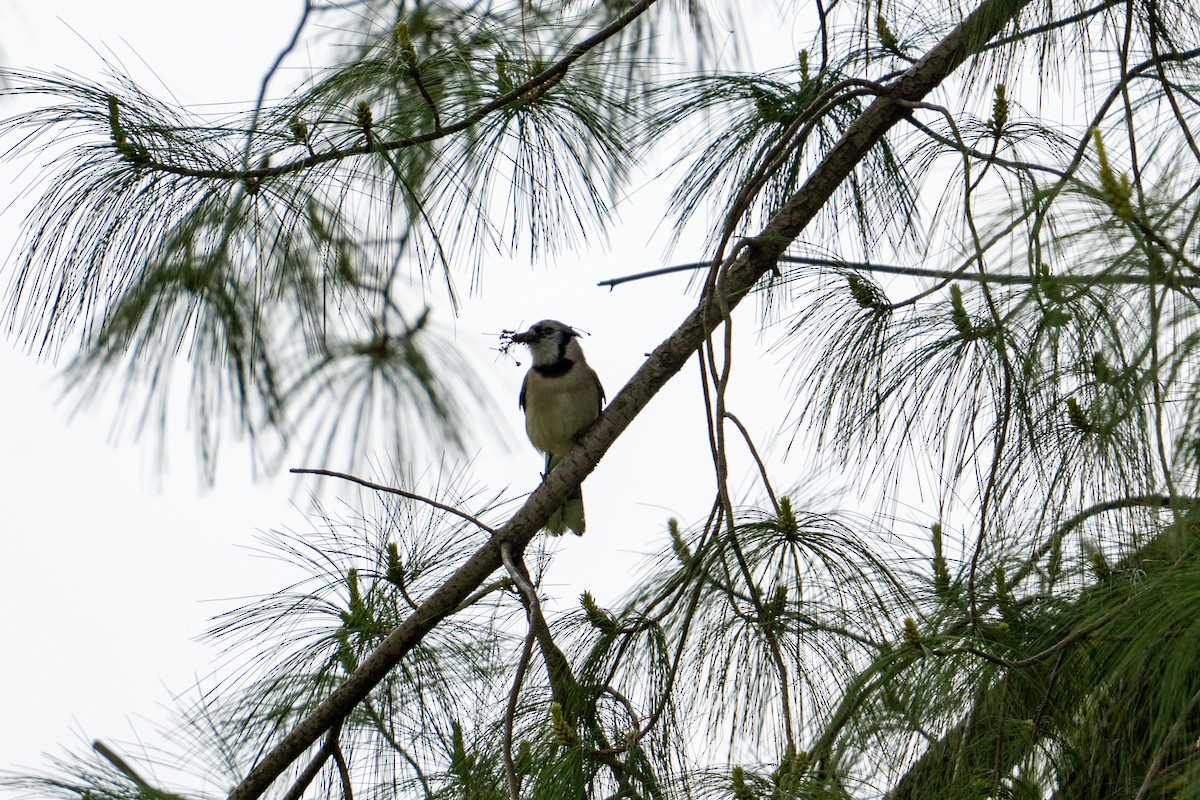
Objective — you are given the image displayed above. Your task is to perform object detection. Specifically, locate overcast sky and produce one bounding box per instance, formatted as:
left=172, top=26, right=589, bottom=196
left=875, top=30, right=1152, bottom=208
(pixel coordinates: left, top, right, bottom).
left=0, top=1, right=818, bottom=786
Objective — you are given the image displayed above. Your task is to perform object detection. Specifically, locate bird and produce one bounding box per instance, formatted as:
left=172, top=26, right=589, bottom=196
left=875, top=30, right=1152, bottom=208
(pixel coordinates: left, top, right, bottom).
left=511, top=320, right=605, bottom=535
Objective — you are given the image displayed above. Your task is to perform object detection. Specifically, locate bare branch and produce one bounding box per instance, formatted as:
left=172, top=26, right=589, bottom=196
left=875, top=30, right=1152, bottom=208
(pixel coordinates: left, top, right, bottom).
left=723, top=412, right=780, bottom=516
left=122, top=0, right=666, bottom=183
left=278, top=720, right=345, bottom=800
left=92, top=741, right=187, bottom=800
left=503, top=630, right=535, bottom=800
left=243, top=0, right=313, bottom=169
left=290, top=467, right=497, bottom=535
left=331, top=740, right=353, bottom=800
left=600, top=255, right=1200, bottom=291
left=500, top=542, right=578, bottom=704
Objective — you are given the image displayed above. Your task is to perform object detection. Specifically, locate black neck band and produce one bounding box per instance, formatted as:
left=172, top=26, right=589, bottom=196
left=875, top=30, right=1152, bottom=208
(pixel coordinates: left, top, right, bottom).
left=534, top=358, right=573, bottom=378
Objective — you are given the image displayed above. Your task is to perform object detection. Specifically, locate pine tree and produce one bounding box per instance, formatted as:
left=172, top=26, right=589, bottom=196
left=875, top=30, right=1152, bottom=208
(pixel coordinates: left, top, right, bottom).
left=6, top=0, right=1200, bottom=797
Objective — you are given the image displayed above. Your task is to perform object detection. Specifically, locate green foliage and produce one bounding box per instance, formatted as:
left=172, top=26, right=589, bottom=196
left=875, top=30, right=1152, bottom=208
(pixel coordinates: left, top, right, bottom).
left=654, top=58, right=921, bottom=257
left=10, top=0, right=1200, bottom=798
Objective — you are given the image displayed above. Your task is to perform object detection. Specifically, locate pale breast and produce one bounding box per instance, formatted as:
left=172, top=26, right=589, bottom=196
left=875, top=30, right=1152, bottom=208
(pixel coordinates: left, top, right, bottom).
left=523, top=367, right=602, bottom=458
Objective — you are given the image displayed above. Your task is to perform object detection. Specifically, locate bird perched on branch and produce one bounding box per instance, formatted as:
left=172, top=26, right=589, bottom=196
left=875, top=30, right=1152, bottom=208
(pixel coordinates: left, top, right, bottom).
left=510, top=320, right=605, bottom=535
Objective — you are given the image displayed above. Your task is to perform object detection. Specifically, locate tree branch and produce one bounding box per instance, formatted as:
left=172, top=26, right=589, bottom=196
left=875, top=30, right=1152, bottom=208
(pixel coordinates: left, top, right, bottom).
left=290, top=467, right=496, bottom=535
left=123, top=0, right=665, bottom=183
left=499, top=542, right=579, bottom=703
left=278, top=720, right=345, bottom=800
left=242, top=0, right=313, bottom=169
left=92, top=741, right=187, bottom=800
left=503, top=629, right=535, bottom=800
left=600, top=255, right=1200, bottom=291
left=330, top=739, right=353, bottom=800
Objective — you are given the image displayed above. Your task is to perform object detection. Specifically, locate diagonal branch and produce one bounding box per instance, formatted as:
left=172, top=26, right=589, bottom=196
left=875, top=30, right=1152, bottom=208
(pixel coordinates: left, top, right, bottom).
left=225, top=0, right=1033, bottom=796
left=502, top=629, right=535, bottom=800
left=289, top=467, right=497, bottom=535
left=121, top=0, right=665, bottom=183
left=500, top=542, right=579, bottom=703
left=242, top=0, right=313, bottom=170
left=92, top=741, right=188, bottom=800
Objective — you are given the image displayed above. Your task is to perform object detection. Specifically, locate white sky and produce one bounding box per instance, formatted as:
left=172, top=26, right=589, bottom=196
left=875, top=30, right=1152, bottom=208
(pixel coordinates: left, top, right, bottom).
left=0, top=0, right=819, bottom=785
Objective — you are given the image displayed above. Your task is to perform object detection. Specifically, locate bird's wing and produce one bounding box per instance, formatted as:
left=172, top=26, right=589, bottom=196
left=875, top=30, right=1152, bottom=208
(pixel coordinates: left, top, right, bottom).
left=589, top=365, right=605, bottom=413
left=519, top=370, right=530, bottom=410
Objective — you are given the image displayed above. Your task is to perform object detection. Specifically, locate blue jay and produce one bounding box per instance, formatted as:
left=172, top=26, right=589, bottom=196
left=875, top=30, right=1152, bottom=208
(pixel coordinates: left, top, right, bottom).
left=511, top=320, right=605, bottom=535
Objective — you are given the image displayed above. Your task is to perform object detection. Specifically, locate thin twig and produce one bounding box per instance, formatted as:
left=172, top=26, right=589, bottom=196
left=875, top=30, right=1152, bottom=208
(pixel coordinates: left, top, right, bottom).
left=125, top=0, right=665, bottom=183
left=278, top=748, right=333, bottom=800
left=986, top=0, right=1124, bottom=49
left=598, top=255, right=1200, bottom=291
left=278, top=720, right=345, bottom=800
left=404, top=58, right=442, bottom=132
left=290, top=467, right=496, bottom=535
left=243, top=0, right=313, bottom=170
left=452, top=578, right=515, bottom=614
left=723, top=412, right=780, bottom=516
left=92, top=741, right=186, bottom=800
left=603, top=686, right=640, bottom=728
left=1029, top=650, right=1066, bottom=736
left=714, top=81, right=885, bottom=252
left=331, top=740, right=354, bottom=800
left=500, top=543, right=539, bottom=618
left=503, top=629, right=535, bottom=800
left=499, top=542, right=575, bottom=700
left=1007, top=493, right=1200, bottom=590
left=929, top=590, right=1140, bottom=670
left=911, top=96, right=1017, bottom=630
left=363, top=699, right=434, bottom=800
left=499, top=543, right=628, bottom=777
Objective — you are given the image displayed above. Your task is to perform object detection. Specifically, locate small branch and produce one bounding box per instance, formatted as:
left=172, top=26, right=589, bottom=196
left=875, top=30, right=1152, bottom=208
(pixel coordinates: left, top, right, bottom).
left=363, top=699, right=434, bottom=800
left=714, top=81, right=885, bottom=253
left=279, top=720, right=345, bottom=800
left=452, top=578, right=515, bottom=614
left=902, top=114, right=1068, bottom=180
left=243, top=0, right=313, bottom=169
left=723, top=412, right=780, bottom=516
left=1053, top=494, right=1195, bottom=542
left=499, top=542, right=577, bottom=703
left=93, top=741, right=186, bottom=800
left=1012, top=494, right=1200, bottom=589
left=985, top=0, right=1124, bottom=49
left=127, top=0, right=664, bottom=184
left=278, top=749, right=331, bottom=800
left=499, top=544, right=631, bottom=779
left=404, top=58, right=443, bottom=132
left=597, top=261, right=708, bottom=287
left=503, top=630, right=535, bottom=800
left=598, top=255, right=1200, bottom=290
left=1029, top=650, right=1066, bottom=736
left=290, top=468, right=496, bottom=535
left=603, top=685, right=640, bottom=729
left=500, top=543, right=539, bottom=612
left=331, top=739, right=354, bottom=800
left=927, top=591, right=1139, bottom=670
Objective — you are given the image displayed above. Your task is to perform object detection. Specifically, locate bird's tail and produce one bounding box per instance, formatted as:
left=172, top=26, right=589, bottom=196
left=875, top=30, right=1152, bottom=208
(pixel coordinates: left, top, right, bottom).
left=547, top=485, right=585, bottom=536
left=544, top=454, right=585, bottom=535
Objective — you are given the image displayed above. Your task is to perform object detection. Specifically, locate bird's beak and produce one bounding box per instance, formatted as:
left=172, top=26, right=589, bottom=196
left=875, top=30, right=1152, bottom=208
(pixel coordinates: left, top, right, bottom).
left=510, top=328, right=535, bottom=344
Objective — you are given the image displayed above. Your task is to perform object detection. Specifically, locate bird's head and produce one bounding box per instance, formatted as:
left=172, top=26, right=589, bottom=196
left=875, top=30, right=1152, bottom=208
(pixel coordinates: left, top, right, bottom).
left=510, top=319, right=583, bottom=366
